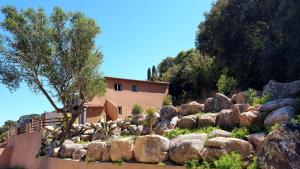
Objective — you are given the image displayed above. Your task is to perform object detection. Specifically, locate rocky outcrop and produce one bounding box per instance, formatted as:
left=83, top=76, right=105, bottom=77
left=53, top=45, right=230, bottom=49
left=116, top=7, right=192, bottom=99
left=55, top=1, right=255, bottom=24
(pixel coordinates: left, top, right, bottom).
left=208, top=129, right=231, bottom=138
left=198, top=113, right=217, bottom=127
left=239, top=111, right=260, bottom=127
left=169, top=133, right=208, bottom=164
left=204, top=98, right=220, bottom=112
left=109, top=137, right=135, bottom=161
left=236, top=92, right=248, bottom=104
left=177, top=115, right=197, bottom=129
left=257, top=123, right=300, bottom=169
left=246, top=132, right=265, bottom=149
left=134, top=135, right=170, bottom=163
left=215, top=93, right=232, bottom=110
left=216, top=108, right=240, bottom=129
left=264, top=106, right=296, bottom=128
left=86, top=141, right=110, bottom=161
left=263, top=80, right=300, bottom=99
left=205, top=137, right=253, bottom=159
left=259, top=98, right=296, bottom=112
left=160, top=105, right=178, bottom=121
left=178, top=101, right=204, bottom=115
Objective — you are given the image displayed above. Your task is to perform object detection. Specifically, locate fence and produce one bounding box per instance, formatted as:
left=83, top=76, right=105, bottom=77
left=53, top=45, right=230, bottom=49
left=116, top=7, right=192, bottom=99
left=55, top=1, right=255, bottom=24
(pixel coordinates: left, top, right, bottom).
left=17, top=117, right=66, bottom=135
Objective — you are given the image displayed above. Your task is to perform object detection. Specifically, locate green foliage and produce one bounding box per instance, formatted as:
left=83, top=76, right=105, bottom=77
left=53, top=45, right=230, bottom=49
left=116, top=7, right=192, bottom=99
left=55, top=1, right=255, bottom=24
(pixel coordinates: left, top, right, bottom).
left=163, top=127, right=220, bottom=139
left=145, top=107, right=157, bottom=134
left=196, top=0, right=300, bottom=89
left=184, top=159, right=202, bottom=169
left=0, top=120, right=16, bottom=143
left=231, top=127, right=250, bottom=139
left=247, top=156, right=258, bottom=169
left=112, top=158, right=124, bottom=166
left=163, top=95, right=172, bottom=106
left=249, top=124, right=265, bottom=134
left=132, top=104, right=143, bottom=115
left=267, top=123, right=280, bottom=133
left=214, top=152, right=242, bottom=169
left=247, top=89, right=270, bottom=106
left=217, top=74, right=237, bottom=95
left=291, top=115, right=300, bottom=125
left=0, top=6, right=106, bottom=140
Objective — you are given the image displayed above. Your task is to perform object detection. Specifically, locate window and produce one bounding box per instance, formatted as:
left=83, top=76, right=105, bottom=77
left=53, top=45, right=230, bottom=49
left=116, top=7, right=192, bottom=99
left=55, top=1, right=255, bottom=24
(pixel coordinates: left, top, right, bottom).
left=132, top=85, right=138, bottom=92
left=118, top=107, right=122, bottom=115
left=114, top=83, right=122, bottom=91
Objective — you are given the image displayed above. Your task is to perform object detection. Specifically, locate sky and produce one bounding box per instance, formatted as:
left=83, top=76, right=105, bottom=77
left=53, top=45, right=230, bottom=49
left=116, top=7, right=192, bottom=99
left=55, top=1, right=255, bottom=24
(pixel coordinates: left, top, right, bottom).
left=0, top=0, right=214, bottom=125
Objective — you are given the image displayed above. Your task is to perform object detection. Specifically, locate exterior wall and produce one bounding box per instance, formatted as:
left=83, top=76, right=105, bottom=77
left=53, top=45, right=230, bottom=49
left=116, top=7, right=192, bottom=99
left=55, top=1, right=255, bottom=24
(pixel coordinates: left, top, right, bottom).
left=0, top=147, right=13, bottom=168
left=104, top=78, right=169, bottom=119
left=86, top=107, right=104, bottom=123
left=7, top=132, right=42, bottom=169
left=3, top=132, right=184, bottom=169
left=105, top=99, right=118, bottom=120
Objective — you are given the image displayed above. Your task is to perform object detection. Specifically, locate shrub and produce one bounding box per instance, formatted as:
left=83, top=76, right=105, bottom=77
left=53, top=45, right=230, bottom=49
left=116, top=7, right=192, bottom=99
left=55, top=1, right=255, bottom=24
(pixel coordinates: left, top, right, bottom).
left=291, top=115, right=300, bottom=125
left=112, top=158, right=124, bottom=166
left=247, top=156, right=258, bottom=169
left=246, top=88, right=270, bottom=106
left=132, top=104, right=143, bottom=115
left=163, top=95, right=172, bottom=106
left=163, top=127, right=220, bottom=139
left=267, top=123, right=280, bottom=133
left=217, top=74, right=237, bottom=95
left=145, top=107, right=157, bottom=134
left=231, top=127, right=249, bottom=139
left=184, top=159, right=202, bottom=169
left=214, top=152, right=242, bottom=169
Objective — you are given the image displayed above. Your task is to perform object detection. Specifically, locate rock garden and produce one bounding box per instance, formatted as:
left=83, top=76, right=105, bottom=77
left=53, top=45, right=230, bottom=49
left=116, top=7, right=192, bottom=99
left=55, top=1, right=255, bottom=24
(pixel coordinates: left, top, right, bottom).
left=39, top=80, right=300, bottom=169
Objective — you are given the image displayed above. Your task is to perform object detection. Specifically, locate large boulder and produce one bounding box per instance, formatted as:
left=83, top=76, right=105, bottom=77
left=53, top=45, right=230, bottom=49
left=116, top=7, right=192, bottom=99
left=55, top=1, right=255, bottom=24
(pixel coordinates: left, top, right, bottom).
left=160, top=105, right=178, bottom=121
left=205, top=137, right=253, bottom=159
left=264, top=106, right=296, bottom=128
left=134, top=135, right=170, bottom=163
left=72, top=148, right=87, bottom=160
left=177, top=115, right=197, bottom=129
left=259, top=98, right=296, bottom=112
left=239, top=111, right=260, bottom=127
left=170, top=116, right=179, bottom=128
left=236, top=92, right=248, bottom=104
left=204, top=98, right=220, bottom=112
left=59, top=143, right=83, bottom=158
left=262, top=79, right=300, bottom=99
left=169, top=133, right=208, bottom=164
left=215, top=93, right=232, bottom=110
left=197, top=113, right=217, bottom=127
left=178, top=101, right=204, bottom=116
left=155, top=120, right=171, bottom=135
left=246, top=132, right=266, bottom=149
left=257, top=123, right=300, bottom=169
left=86, top=141, right=110, bottom=161
left=216, top=108, right=240, bottom=129
left=208, top=129, right=232, bottom=138
left=231, top=104, right=250, bottom=113
left=109, top=137, right=134, bottom=161
left=200, top=148, right=227, bottom=162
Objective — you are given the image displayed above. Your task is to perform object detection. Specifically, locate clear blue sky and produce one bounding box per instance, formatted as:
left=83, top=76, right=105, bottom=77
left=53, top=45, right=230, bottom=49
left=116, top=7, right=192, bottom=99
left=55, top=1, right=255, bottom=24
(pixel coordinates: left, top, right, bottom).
left=0, top=0, right=213, bottom=125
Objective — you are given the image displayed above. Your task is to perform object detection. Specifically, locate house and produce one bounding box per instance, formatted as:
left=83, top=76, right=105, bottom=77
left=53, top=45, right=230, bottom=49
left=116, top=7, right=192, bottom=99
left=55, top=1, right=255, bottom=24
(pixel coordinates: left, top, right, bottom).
left=78, top=76, right=169, bottom=124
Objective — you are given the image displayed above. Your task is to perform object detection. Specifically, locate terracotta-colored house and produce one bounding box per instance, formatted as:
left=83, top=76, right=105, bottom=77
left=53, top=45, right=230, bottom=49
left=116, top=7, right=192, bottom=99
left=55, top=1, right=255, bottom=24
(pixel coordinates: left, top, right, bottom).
left=78, top=77, right=169, bottom=124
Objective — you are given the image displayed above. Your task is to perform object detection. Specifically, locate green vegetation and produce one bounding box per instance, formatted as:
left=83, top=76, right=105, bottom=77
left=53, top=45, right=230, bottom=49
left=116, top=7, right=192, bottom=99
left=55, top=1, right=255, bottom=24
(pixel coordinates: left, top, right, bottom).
left=231, top=127, right=250, bottom=139
left=163, top=95, right=172, bottom=106
left=145, top=107, right=157, bottom=134
left=132, top=104, right=143, bottom=115
left=267, top=123, right=280, bottom=133
left=247, top=156, right=258, bottom=169
left=0, top=7, right=106, bottom=141
left=163, top=127, right=220, bottom=139
left=214, top=152, right=242, bottom=169
left=291, top=115, right=300, bottom=125
left=78, top=140, right=88, bottom=144
left=0, top=120, right=16, bottom=143
left=112, top=158, right=124, bottom=166
left=247, top=89, right=270, bottom=106
left=217, top=74, right=237, bottom=95
left=249, top=124, right=265, bottom=134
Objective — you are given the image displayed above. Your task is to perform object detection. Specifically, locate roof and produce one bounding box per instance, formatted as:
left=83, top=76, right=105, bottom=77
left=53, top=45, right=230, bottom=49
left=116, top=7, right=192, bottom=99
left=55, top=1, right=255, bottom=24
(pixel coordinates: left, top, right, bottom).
left=84, top=96, right=106, bottom=108
left=104, top=76, right=169, bottom=85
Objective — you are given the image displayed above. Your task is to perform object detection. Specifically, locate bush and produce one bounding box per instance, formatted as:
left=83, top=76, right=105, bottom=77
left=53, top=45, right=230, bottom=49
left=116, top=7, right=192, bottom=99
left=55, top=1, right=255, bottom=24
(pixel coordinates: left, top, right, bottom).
left=246, top=89, right=270, bottom=106
left=267, top=123, right=280, bottom=133
left=217, top=74, right=237, bottom=95
left=184, top=159, right=202, bottom=169
left=112, top=158, right=124, bottom=166
left=231, top=127, right=249, bottom=139
left=132, top=104, right=143, bottom=115
left=247, top=156, right=258, bottom=169
left=163, top=127, right=220, bottom=139
left=291, top=115, right=300, bottom=125
left=163, top=95, right=172, bottom=106
left=214, top=152, right=242, bottom=169
left=145, top=107, right=157, bottom=134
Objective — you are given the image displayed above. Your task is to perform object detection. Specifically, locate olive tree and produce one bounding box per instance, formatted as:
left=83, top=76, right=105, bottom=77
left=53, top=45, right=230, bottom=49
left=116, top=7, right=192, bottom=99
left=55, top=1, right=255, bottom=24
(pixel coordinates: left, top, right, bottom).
left=0, top=6, right=106, bottom=140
